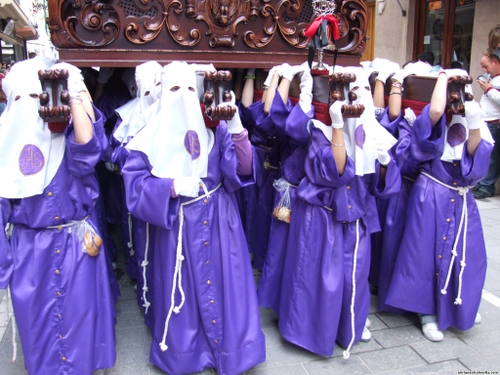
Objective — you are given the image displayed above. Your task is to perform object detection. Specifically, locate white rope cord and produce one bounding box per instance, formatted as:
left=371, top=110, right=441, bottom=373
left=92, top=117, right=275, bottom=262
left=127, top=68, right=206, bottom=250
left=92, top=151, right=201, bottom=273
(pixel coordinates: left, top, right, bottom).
left=159, top=181, right=221, bottom=352
left=6, top=283, right=17, bottom=363
left=455, top=206, right=468, bottom=305
left=127, top=212, right=134, bottom=256
left=141, top=222, right=151, bottom=313
left=421, top=171, right=470, bottom=305
left=343, top=219, right=360, bottom=360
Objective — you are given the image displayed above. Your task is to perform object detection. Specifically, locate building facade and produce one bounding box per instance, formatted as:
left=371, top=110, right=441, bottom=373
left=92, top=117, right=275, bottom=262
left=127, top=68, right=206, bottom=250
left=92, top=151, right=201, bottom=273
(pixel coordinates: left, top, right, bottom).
left=371, top=0, right=500, bottom=99
left=0, top=0, right=39, bottom=65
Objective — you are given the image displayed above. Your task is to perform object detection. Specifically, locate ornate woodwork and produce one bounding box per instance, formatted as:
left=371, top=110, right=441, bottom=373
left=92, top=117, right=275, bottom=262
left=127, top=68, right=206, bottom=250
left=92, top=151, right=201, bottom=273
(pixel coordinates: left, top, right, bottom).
left=47, top=0, right=368, bottom=68
left=203, top=69, right=236, bottom=120
left=38, top=68, right=71, bottom=132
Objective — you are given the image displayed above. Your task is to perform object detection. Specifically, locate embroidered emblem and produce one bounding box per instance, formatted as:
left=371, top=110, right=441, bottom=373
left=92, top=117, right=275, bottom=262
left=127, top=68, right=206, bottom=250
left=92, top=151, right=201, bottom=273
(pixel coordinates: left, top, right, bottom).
left=354, top=124, right=365, bottom=149
left=184, top=130, right=201, bottom=160
left=447, top=122, right=467, bottom=147
left=19, top=144, right=45, bottom=175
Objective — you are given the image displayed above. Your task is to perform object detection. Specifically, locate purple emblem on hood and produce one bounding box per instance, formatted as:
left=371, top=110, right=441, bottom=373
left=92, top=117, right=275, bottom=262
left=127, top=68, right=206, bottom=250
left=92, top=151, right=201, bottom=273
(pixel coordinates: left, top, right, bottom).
left=355, top=124, right=365, bottom=149
left=19, top=144, right=45, bottom=176
left=184, top=130, right=201, bottom=160
left=447, top=122, right=467, bottom=147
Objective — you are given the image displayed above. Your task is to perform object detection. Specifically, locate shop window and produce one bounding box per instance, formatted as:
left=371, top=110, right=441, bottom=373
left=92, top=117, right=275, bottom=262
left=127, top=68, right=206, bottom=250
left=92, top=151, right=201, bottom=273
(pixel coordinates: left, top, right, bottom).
left=415, top=0, right=475, bottom=72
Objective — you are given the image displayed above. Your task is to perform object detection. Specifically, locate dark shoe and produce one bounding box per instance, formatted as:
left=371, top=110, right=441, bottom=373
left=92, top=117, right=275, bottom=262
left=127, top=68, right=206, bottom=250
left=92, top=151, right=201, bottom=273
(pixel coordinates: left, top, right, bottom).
left=471, top=185, right=480, bottom=193
left=473, top=190, right=494, bottom=199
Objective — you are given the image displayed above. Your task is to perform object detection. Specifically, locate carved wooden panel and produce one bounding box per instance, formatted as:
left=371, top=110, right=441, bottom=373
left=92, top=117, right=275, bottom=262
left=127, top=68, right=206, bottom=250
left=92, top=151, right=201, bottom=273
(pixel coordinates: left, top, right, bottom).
left=47, top=0, right=367, bottom=68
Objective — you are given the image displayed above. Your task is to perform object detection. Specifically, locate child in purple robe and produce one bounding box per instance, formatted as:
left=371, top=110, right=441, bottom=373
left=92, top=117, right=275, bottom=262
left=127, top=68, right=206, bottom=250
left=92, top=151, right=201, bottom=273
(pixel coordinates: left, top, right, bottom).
left=241, top=63, right=299, bottom=270
left=0, top=59, right=116, bottom=374
left=122, top=61, right=265, bottom=375
left=257, top=63, right=313, bottom=315
left=109, top=61, right=162, bottom=323
left=278, top=67, right=401, bottom=358
left=238, top=68, right=281, bottom=270
left=369, top=62, right=425, bottom=313
left=386, top=69, right=494, bottom=342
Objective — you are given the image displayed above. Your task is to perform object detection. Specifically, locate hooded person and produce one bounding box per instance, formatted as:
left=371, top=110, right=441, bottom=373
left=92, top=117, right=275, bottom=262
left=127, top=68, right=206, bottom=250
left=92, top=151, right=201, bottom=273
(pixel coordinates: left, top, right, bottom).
left=369, top=60, right=427, bottom=313
left=386, top=69, right=494, bottom=342
left=0, top=58, right=116, bottom=375
left=107, top=61, right=163, bottom=320
left=277, top=66, right=401, bottom=358
left=257, top=62, right=316, bottom=315
left=112, top=61, right=162, bottom=156
left=238, top=63, right=300, bottom=271
left=122, top=61, right=265, bottom=375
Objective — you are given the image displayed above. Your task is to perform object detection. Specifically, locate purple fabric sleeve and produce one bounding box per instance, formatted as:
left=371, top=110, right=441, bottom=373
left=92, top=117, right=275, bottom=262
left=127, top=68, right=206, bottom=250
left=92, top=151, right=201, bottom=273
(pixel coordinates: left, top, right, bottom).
left=231, top=128, right=253, bottom=175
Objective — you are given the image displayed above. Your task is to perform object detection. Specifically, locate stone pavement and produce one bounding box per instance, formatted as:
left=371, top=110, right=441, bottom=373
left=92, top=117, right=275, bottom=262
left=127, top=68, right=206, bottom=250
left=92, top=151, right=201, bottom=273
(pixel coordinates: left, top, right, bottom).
left=1, top=196, right=500, bottom=375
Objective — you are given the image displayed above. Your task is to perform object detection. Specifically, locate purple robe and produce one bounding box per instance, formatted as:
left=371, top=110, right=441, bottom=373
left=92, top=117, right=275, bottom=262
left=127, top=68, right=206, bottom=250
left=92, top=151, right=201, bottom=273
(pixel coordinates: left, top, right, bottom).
left=370, top=108, right=419, bottom=313
left=0, top=108, right=117, bottom=375
left=386, top=105, right=494, bottom=331
left=242, top=94, right=292, bottom=270
left=257, top=101, right=312, bottom=314
left=122, top=123, right=265, bottom=375
left=109, top=121, right=140, bottom=282
left=278, top=124, right=401, bottom=356
left=110, top=120, right=155, bottom=324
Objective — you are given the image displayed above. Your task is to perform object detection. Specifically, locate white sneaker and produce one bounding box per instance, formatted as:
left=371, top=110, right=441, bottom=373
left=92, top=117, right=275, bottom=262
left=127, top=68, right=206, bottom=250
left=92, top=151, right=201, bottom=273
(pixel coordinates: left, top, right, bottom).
left=365, top=317, right=371, bottom=329
left=360, top=326, right=372, bottom=342
left=475, top=312, right=482, bottom=324
left=420, top=315, right=444, bottom=342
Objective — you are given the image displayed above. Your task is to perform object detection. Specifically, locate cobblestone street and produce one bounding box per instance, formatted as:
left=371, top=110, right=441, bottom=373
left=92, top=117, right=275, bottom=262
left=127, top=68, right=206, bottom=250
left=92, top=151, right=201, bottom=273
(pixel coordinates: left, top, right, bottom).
left=1, top=196, right=500, bottom=375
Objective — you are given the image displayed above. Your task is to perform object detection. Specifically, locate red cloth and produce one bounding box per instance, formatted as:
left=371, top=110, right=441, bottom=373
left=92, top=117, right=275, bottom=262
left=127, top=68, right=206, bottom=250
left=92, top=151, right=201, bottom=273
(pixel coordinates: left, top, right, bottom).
left=384, top=96, right=428, bottom=117
left=304, top=15, right=340, bottom=41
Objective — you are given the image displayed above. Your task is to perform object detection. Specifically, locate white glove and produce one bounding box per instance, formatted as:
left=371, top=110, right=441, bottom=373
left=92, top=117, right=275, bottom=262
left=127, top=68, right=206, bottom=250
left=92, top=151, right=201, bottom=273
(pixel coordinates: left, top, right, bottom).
left=376, top=61, right=400, bottom=83
left=70, top=76, right=88, bottom=95
left=192, top=63, right=215, bottom=73
left=52, top=62, right=87, bottom=103
left=404, top=107, right=416, bottom=127
left=282, top=63, right=299, bottom=82
left=360, top=61, right=372, bottom=69
left=223, top=90, right=244, bottom=134
left=272, top=63, right=288, bottom=80
left=441, top=68, right=469, bottom=79
left=293, top=61, right=309, bottom=77
left=264, top=66, right=279, bottom=87
left=174, top=177, right=201, bottom=198
left=299, top=68, right=313, bottom=113
left=406, top=61, right=432, bottom=76
left=375, top=140, right=391, bottom=166
left=329, top=101, right=345, bottom=129
left=246, top=68, right=256, bottom=76
left=391, top=68, right=412, bottom=85
left=464, top=100, right=484, bottom=130
left=97, top=67, right=114, bottom=84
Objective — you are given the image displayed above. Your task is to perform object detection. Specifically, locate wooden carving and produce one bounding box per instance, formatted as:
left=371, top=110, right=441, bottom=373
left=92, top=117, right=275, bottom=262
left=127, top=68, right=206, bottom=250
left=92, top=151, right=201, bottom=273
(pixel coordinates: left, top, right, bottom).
left=329, top=71, right=355, bottom=103
left=327, top=72, right=363, bottom=118
left=203, top=69, right=236, bottom=120
left=38, top=68, right=71, bottom=132
left=446, top=75, right=473, bottom=116
left=47, top=0, right=368, bottom=68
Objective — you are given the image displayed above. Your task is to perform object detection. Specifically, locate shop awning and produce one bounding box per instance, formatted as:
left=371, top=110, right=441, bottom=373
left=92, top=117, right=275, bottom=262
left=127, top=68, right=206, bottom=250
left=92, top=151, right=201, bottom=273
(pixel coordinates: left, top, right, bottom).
left=0, top=0, right=31, bottom=28
left=0, top=0, right=38, bottom=42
